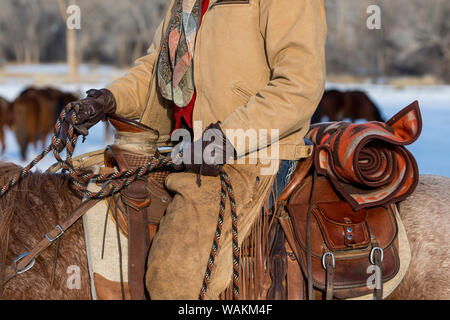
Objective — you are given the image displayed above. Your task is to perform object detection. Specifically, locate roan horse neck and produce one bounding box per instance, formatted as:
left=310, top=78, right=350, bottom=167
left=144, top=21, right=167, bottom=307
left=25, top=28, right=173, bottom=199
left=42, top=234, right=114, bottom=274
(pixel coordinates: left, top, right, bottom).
left=0, top=163, right=91, bottom=299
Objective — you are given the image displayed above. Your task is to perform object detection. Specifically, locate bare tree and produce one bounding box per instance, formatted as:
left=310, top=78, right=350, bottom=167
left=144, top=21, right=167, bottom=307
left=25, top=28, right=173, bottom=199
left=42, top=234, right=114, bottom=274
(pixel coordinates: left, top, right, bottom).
left=0, top=0, right=447, bottom=82
left=57, top=0, right=79, bottom=80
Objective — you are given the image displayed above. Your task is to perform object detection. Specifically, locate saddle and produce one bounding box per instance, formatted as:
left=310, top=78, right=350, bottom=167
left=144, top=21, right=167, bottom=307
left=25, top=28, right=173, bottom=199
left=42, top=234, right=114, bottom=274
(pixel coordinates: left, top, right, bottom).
left=276, top=157, right=399, bottom=300
left=269, top=103, right=421, bottom=300
left=97, top=114, right=173, bottom=300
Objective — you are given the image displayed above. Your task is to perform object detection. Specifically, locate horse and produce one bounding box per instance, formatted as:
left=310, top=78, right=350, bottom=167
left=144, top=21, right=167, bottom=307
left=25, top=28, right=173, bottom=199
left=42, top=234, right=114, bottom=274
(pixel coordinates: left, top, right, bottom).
left=312, top=90, right=384, bottom=124
left=0, top=161, right=91, bottom=299
left=10, top=87, right=79, bottom=160
left=0, top=159, right=448, bottom=300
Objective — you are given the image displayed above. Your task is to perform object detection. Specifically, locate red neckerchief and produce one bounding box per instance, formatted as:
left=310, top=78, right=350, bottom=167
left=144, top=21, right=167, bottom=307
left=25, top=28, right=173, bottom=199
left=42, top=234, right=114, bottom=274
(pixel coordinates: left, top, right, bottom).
left=172, top=0, right=210, bottom=133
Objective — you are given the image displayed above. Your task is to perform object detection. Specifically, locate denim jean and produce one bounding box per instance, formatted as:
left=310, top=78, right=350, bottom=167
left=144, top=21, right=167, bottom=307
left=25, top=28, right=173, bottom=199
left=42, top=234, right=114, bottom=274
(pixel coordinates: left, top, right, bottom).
left=267, top=160, right=298, bottom=209
left=267, top=138, right=313, bottom=209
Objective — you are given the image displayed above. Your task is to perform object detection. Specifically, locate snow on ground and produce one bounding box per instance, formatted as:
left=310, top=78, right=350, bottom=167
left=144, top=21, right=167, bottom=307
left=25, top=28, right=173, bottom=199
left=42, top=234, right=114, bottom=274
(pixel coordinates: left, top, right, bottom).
left=1, top=122, right=109, bottom=170
left=2, top=63, right=124, bottom=77
left=0, top=64, right=449, bottom=177
left=0, top=64, right=118, bottom=170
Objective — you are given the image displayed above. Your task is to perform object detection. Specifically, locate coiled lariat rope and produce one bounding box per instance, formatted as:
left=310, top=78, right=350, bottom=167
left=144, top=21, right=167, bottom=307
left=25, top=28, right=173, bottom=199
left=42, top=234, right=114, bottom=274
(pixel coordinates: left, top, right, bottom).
left=199, top=171, right=239, bottom=300
left=0, top=102, right=239, bottom=299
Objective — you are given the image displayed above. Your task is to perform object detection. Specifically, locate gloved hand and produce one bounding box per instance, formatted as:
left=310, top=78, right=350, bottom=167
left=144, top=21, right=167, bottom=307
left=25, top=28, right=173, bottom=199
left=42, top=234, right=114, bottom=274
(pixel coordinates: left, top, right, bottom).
left=176, top=122, right=237, bottom=177
left=56, top=88, right=116, bottom=151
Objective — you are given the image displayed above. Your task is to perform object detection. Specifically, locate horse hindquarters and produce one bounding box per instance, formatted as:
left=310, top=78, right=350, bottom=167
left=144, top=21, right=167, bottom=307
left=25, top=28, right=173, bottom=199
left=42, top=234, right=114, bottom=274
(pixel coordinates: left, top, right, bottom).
left=388, top=175, right=450, bottom=300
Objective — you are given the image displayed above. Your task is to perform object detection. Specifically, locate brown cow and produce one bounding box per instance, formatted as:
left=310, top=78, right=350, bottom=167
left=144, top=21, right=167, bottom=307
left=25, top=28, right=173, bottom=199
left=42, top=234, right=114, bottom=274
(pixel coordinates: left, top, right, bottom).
left=0, top=96, right=15, bottom=153
left=11, top=93, right=40, bottom=160
left=32, top=87, right=79, bottom=149
left=0, top=97, right=11, bottom=153
left=10, top=87, right=79, bottom=160
left=312, top=89, right=384, bottom=124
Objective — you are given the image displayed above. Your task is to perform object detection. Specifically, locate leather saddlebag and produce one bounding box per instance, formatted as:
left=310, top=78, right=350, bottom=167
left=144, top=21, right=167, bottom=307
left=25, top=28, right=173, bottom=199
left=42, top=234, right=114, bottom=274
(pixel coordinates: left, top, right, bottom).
left=286, top=174, right=400, bottom=299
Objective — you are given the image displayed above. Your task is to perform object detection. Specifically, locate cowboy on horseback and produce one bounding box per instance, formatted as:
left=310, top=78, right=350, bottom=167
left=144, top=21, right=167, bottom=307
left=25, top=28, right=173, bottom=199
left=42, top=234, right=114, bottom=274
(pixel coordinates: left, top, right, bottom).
left=57, top=0, right=327, bottom=299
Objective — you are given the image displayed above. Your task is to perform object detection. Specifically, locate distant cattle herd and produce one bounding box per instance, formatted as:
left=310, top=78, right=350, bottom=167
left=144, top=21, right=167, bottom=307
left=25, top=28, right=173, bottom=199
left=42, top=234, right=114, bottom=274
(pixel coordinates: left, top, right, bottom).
left=311, top=89, right=384, bottom=124
left=0, top=88, right=383, bottom=160
left=0, top=87, right=78, bottom=160
left=0, top=96, right=13, bottom=154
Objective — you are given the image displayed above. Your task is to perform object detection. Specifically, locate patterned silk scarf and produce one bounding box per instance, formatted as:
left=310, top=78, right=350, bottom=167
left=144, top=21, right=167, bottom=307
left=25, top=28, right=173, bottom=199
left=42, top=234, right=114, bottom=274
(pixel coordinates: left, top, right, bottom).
left=157, top=0, right=202, bottom=108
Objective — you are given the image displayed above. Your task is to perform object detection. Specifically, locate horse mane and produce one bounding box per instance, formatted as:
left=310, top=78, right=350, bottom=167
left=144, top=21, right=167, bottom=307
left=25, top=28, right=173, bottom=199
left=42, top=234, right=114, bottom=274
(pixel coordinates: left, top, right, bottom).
left=0, top=161, right=90, bottom=299
left=0, top=162, right=79, bottom=247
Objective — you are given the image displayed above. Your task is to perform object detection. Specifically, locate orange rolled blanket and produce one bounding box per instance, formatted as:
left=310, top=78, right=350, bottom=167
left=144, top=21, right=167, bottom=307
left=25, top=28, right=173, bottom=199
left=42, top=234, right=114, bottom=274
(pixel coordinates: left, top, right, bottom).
left=306, top=101, right=422, bottom=211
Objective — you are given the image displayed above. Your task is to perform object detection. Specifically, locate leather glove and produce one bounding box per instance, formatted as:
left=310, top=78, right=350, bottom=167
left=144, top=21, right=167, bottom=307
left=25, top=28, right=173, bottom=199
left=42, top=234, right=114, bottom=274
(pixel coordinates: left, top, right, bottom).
left=56, top=88, right=116, bottom=151
left=176, top=122, right=237, bottom=178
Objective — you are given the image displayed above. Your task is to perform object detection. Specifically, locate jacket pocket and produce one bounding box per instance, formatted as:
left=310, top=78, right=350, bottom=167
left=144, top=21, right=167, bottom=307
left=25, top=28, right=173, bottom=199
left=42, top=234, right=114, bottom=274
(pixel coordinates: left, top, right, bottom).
left=211, top=0, right=250, bottom=8
left=232, top=82, right=255, bottom=104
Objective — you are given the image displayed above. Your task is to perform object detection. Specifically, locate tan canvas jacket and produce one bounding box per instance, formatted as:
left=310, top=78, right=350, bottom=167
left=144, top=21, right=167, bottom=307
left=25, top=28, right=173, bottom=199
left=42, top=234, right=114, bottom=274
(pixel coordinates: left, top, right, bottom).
left=107, top=0, right=327, bottom=160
